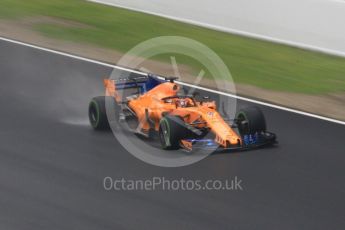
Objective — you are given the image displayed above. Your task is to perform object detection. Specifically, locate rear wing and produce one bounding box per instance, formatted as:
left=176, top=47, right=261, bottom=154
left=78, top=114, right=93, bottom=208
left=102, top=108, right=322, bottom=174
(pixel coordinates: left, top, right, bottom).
left=104, top=74, right=164, bottom=102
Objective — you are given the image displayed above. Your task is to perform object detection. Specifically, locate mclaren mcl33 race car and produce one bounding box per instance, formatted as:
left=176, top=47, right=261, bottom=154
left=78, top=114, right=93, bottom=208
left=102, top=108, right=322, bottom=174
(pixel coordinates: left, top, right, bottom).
left=88, top=74, right=276, bottom=152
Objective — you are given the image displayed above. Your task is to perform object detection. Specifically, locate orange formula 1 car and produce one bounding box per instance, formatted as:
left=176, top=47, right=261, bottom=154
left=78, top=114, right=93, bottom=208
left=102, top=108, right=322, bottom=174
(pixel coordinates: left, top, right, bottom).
left=88, top=74, right=276, bottom=151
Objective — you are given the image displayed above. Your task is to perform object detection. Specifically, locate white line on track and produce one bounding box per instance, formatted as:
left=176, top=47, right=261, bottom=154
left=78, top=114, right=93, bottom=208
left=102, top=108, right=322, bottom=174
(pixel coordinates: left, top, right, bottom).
left=1, top=36, right=344, bottom=126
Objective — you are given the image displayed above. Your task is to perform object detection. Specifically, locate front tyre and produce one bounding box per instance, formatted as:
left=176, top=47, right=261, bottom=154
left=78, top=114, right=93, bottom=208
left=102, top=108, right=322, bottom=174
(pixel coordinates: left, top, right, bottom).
left=159, top=116, right=184, bottom=150
left=88, top=96, right=111, bottom=130
left=236, top=106, right=266, bottom=135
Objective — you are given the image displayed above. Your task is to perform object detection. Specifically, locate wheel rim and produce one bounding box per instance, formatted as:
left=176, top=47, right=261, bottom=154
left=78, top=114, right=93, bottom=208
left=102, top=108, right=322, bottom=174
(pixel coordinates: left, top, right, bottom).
left=89, top=104, right=98, bottom=127
left=91, top=110, right=96, bottom=122
left=160, top=121, right=170, bottom=147
left=237, top=113, right=249, bottom=134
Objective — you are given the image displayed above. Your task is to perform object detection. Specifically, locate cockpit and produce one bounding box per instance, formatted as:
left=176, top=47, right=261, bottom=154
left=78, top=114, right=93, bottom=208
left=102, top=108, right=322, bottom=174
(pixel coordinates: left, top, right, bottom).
left=162, top=95, right=196, bottom=108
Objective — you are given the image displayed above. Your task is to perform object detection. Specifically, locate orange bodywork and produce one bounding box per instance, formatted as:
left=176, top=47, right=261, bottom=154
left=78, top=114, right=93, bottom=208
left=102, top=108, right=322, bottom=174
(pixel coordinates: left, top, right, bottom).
left=104, top=79, right=242, bottom=148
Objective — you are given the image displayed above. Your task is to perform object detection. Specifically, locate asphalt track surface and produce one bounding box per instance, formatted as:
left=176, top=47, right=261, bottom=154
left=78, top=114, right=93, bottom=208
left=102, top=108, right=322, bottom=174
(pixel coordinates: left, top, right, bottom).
left=1, top=39, right=345, bottom=229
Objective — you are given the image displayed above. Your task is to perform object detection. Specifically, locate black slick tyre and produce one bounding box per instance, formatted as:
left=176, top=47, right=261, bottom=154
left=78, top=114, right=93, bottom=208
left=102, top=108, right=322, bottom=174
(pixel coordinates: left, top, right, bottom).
left=88, top=96, right=111, bottom=130
left=236, top=106, right=266, bottom=135
left=159, top=116, right=184, bottom=150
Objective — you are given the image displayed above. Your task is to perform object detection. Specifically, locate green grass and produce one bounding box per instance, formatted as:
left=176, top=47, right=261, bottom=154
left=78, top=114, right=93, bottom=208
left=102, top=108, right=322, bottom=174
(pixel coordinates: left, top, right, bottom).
left=1, top=0, right=345, bottom=94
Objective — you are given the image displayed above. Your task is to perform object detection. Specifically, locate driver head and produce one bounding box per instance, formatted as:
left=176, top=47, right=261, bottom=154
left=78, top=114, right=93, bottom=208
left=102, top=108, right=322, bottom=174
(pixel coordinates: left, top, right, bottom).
left=177, top=99, right=187, bottom=107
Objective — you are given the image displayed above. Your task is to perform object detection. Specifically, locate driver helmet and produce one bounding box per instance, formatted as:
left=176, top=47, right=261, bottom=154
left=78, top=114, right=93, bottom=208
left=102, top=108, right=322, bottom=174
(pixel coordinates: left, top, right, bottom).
left=176, top=99, right=188, bottom=107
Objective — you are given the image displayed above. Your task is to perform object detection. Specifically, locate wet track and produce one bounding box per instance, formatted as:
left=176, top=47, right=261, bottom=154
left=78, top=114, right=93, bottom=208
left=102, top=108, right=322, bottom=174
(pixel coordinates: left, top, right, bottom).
left=0, top=40, right=345, bottom=229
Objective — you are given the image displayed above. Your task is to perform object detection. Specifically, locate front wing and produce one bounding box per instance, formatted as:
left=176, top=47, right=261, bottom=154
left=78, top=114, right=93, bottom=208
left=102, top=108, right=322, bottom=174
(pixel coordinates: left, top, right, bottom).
left=180, top=131, right=277, bottom=152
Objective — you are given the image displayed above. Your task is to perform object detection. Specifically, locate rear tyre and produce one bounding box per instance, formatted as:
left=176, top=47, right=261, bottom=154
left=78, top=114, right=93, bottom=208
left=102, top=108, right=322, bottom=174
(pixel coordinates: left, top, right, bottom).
left=88, top=96, right=112, bottom=130
left=236, top=106, right=266, bottom=135
left=159, top=116, right=184, bottom=150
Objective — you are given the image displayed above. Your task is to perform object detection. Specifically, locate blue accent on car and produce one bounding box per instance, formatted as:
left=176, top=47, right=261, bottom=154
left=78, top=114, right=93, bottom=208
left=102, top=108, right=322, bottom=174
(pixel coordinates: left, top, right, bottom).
left=114, top=74, right=164, bottom=94
left=243, top=132, right=260, bottom=146
left=145, top=74, right=164, bottom=92
left=185, top=139, right=218, bottom=147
